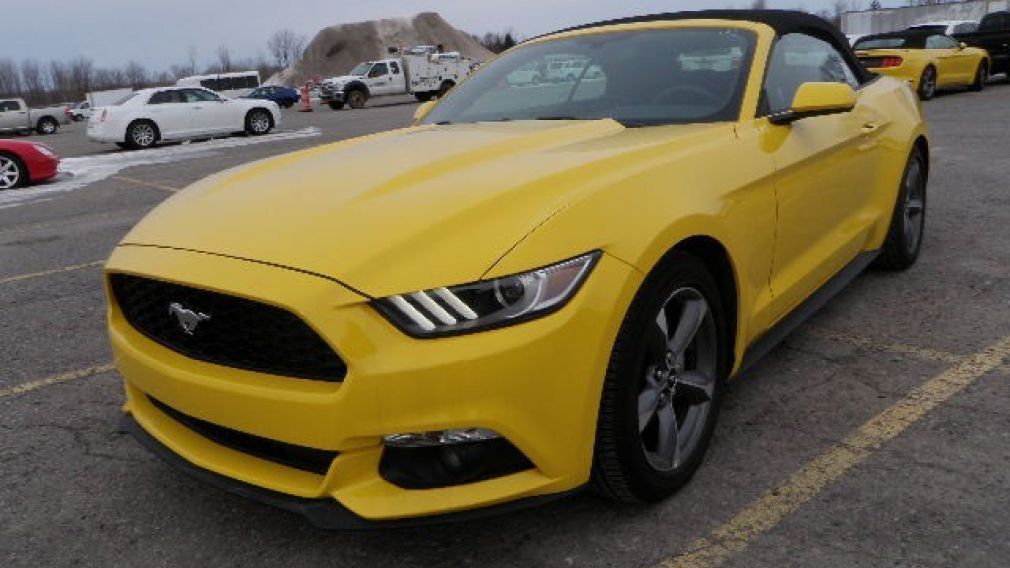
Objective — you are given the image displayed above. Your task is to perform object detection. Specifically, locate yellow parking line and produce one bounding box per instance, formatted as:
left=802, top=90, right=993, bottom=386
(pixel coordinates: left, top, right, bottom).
left=0, top=260, right=103, bottom=286
left=659, top=334, right=1010, bottom=568
left=111, top=175, right=180, bottom=193
left=0, top=364, right=115, bottom=400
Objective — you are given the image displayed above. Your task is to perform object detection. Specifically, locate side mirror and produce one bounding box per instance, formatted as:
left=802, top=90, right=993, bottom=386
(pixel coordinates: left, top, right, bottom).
left=769, top=82, right=856, bottom=125
left=413, top=100, right=437, bottom=123
left=959, top=42, right=968, bottom=49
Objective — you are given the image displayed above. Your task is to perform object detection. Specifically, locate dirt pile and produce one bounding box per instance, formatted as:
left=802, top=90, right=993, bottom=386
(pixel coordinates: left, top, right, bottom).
left=272, top=12, right=493, bottom=85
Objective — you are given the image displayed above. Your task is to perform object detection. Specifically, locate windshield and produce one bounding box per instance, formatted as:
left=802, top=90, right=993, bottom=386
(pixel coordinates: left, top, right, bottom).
left=423, top=28, right=756, bottom=127
left=349, top=63, right=372, bottom=76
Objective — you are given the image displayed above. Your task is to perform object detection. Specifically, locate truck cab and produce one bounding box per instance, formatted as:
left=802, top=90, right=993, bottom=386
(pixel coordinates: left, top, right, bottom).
left=0, top=99, right=65, bottom=135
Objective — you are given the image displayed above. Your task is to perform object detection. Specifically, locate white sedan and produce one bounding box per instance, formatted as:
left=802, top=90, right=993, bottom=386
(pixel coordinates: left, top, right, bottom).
left=87, top=87, right=281, bottom=149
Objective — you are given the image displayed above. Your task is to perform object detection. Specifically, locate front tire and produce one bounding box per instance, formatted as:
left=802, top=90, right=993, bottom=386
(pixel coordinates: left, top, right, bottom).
left=0, top=152, right=26, bottom=190
left=875, top=147, right=927, bottom=270
left=970, top=61, right=988, bottom=91
left=918, top=66, right=937, bottom=100
left=125, top=120, right=157, bottom=150
left=592, top=252, right=727, bottom=502
left=245, top=109, right=273, bottom=136
left=347, top=89, right=367, bottom=109
left=36, top=117, right=58, bottom=135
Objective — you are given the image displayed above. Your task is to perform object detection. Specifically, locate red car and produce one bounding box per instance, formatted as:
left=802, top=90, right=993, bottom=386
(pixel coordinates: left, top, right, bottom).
left=0, top=140, right=60, bottom=190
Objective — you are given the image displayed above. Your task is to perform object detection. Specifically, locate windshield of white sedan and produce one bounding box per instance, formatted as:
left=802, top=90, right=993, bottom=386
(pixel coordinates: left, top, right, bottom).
left=423, top=28, right=756, bottom=127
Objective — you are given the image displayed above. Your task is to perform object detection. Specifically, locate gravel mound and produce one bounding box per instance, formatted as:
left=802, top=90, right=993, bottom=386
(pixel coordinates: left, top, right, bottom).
left=272, top=12, right=493, bottom=86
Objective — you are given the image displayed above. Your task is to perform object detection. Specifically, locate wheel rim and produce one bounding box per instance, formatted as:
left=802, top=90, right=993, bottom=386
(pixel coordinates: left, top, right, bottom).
left=923, top=69, right=936, bottom=97
left=638, top=287, right=718, bottom=472
left=251, top=112, right=270, bottom=133
left=133, top=124, right=155, bottom=147
left=42, top=121, right=55, bottom=134
left=903, top=157, right=926, bottom=255
left=0, top=156, right=20, bottom=189
left=350, top=92, right=364, bottom=106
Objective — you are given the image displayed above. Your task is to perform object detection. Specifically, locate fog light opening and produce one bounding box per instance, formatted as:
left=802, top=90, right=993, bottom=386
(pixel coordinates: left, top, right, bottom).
left=379, top=430, right=534, bottom=490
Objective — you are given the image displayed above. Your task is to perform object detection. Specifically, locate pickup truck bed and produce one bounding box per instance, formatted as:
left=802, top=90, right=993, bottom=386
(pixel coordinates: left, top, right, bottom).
left=0, top=99, right=67, bottom=135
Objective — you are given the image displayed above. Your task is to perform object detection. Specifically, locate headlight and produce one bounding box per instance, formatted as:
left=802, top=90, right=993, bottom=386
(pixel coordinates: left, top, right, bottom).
left=373, top=252, right=600, bottom=337
left=33, top=144, right=56, bottom=158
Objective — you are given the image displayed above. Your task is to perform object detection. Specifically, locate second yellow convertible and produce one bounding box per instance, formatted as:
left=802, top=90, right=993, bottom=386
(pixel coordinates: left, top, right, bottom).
left=854, top=29, right=990, bottom=100
left=107, top=10, right=929, bottom=527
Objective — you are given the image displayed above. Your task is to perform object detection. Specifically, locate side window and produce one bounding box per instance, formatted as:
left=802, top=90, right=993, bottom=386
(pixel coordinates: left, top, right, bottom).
left=149, top=91, right=176, bottom=104
left=763, top=33, right=860, bottom=115
left=369, top=63, right=389, bottom=78
left=390, top=62, right=401, bottom=74
left=184, top=89, right=222, bottom=102
left=926, top=35, right=958, bottom=49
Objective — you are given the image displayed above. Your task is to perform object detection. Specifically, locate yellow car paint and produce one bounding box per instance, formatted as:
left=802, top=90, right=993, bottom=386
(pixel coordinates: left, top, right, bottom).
left=107, top=17, right=929, bottom=522
left=856, top=45, right=989, bottom=92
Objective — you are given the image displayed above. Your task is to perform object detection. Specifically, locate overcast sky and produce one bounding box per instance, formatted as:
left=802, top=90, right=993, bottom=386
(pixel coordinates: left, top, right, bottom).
left=9, top=0, right=897, bottom=71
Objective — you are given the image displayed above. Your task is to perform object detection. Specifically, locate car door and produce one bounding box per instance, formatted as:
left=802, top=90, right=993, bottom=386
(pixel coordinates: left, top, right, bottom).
left=926, top=34, right=968, bottom=85
left=145, top=90, right=193, bottom=139
left=387, top=61, right=407, bottom=94
left=0, top=100, right=27, bottom=130
left=190, top=89, right=238, bottom=134
left=761, top=33, right=886, bottom=322
left=365, top=62, right=393, bottom=95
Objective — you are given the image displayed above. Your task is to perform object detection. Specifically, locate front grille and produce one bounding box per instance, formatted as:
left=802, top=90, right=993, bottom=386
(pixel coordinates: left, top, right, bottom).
left=149, top=396, right=338, bottom=475
left=859, top=57, right=885, bottom=69
left=110, top=273, right=346, bottom=382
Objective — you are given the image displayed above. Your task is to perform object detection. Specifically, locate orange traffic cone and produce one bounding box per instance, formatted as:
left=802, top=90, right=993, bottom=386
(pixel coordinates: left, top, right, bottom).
left=299, top=85, right=313, bottom=112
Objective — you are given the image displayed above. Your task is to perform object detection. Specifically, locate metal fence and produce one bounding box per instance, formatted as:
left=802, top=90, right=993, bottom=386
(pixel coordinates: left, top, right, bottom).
left=842, top=0, right=1009, bottom=35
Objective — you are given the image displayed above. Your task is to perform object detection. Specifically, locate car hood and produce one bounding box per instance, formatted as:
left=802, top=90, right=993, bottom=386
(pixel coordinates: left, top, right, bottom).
left=121, top=120, right=728, bottom=298
left=325, top=75, right=364, bottom=85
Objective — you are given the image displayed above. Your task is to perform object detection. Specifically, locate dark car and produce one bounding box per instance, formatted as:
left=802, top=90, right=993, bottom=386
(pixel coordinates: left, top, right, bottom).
left=955, top=11, right=1010, bottom=78
left=242, top=85, right=301, bottom=108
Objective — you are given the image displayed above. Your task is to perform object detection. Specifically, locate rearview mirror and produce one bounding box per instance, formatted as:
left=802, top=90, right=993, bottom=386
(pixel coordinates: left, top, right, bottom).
left=769, top=82, right=857, bottom=125
left=413, top=100, right=437, bottom=123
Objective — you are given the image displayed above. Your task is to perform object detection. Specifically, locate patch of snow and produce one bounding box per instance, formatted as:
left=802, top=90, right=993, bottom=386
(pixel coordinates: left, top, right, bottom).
left=0, top=127, right=321, bottom=209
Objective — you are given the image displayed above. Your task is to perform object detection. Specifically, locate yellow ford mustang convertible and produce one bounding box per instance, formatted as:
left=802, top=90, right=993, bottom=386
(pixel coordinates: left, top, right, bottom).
left=854, top=29, right=990, bottom=100
left=107, top=10, right=929, bottom=527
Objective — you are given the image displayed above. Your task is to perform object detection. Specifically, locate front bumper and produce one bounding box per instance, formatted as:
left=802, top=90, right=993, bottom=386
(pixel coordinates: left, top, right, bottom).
left=106, top=245, right=640, bottom=524
left=319, top=88, right=345, bottom=103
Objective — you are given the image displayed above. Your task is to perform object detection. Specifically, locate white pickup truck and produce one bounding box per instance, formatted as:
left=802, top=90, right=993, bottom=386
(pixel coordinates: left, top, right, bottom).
left=0, top=98, right=68, bottom=135
left=320, top=48, right=477, bottom=110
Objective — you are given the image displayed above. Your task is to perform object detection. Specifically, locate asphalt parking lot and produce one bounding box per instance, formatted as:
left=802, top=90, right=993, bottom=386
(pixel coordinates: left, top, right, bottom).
left=2, top=85, right=1009, bottom=568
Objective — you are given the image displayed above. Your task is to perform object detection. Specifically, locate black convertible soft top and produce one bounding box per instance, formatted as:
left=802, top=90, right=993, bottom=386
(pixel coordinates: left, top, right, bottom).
left=539, top=9, right=873, bottom=83
left=852, top=29, right=937, bottom=50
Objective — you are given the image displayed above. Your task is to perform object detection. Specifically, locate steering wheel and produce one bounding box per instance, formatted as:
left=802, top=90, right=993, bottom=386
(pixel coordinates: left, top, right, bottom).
left=652, top=85, right=723, bottom=106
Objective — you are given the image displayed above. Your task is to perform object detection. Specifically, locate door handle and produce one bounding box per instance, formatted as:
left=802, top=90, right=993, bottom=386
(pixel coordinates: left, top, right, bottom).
left=861, top=122, right=880, bottom=133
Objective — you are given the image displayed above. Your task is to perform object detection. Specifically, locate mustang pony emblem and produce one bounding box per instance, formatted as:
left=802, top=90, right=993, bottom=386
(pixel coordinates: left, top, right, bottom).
left=168, top=302, right=211, bottom=335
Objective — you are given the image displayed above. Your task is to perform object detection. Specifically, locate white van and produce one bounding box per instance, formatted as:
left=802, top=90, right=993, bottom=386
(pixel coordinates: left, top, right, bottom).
left=175, top=72, right=261, bottom=99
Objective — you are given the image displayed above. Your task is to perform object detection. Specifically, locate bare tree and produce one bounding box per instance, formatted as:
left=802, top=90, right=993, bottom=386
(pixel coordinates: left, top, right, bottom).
left=187, top=45, right=198, bottom=76
left=267, top=29, right=307, bottom=70
left=68, top=56, right=94, bottom=99
left=216, top=45, right=232, bottom=73
left=0, top=58, right=23, bottom=97
left=48, top=60, right=72, bottom=101
left=123, top=60, right=148, bottom=88
left=20, top=59, right=45, bottom=101
left=481, top=30, right=519, bottom=53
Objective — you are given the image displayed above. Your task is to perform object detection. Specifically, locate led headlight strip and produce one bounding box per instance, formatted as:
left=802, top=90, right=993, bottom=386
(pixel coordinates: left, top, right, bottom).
left=374, top=252, right=600, bottom=337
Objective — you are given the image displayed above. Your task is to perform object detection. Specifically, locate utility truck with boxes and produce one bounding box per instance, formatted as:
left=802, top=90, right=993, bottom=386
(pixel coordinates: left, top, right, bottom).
left=320, top=46, right=477, bottom=110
